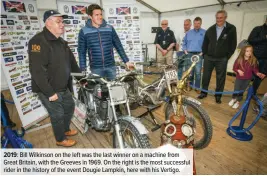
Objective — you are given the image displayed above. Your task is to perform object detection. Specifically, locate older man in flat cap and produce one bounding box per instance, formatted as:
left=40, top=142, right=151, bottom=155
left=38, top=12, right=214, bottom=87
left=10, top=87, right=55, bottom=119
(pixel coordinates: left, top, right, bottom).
left=28, top=10, right=81, bottom=147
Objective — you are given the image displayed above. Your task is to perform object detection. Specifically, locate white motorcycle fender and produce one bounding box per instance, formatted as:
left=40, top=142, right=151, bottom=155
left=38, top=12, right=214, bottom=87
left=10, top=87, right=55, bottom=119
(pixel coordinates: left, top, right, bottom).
left=119, top=115, right=149, bottom=135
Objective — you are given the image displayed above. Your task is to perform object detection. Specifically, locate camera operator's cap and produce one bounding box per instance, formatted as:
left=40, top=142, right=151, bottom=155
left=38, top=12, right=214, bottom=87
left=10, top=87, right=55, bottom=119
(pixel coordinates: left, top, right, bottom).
left=43, top=10, right=68, bottom=22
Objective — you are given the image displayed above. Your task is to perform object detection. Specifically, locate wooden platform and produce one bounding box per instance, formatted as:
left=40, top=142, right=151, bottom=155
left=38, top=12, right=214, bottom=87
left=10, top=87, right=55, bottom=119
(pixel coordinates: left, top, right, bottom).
left=2, top=71, right=267, bottom=175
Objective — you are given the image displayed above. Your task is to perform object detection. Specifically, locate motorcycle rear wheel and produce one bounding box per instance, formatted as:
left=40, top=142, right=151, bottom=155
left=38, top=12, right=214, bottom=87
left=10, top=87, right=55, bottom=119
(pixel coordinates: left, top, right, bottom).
left=112, top=119, right=151, bottom=148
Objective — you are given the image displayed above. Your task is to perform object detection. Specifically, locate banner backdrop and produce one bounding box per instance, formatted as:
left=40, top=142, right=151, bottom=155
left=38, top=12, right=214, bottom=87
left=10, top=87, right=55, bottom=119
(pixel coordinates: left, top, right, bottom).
left=0, top=0, right=48, bottom=129
left=104, top=3, right=143, bottom=75
left=57, top=0, right=90, bottom=74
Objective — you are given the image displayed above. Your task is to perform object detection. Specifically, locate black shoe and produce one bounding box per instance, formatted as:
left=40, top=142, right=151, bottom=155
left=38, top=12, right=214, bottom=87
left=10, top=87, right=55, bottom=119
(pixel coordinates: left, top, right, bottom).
left=198, top=93, right=207, bottom=99
left=215, top=96, right=222, bottom=104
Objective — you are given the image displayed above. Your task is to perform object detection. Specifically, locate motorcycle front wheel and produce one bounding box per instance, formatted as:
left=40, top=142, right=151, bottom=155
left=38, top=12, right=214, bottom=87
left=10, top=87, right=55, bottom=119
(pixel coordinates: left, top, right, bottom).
left=164, top=98, right=213, bottom=149
left=112, top=119, right=151, bottom=148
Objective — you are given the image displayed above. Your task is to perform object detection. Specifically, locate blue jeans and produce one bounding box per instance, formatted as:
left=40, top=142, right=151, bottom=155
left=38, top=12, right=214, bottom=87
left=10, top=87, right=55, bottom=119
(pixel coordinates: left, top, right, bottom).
left=91, top=66, right=117, bottom=81
left=190, top=55, right=203, bottom=88
left=177, top=52, right=190, bottom=80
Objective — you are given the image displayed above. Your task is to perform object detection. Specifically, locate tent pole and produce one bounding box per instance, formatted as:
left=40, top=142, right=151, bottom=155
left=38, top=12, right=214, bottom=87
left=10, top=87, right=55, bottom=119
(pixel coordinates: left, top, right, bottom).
left=136, top=0, right=161, bottom=14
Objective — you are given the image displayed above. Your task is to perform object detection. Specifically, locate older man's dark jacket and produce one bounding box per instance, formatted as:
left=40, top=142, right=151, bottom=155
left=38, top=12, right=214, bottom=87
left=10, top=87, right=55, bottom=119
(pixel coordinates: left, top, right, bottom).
left=29, top=27, right=81, bottom=98
left=248, top=23, right=267, bottom=59
left=202, top=22, right=237, bottom=59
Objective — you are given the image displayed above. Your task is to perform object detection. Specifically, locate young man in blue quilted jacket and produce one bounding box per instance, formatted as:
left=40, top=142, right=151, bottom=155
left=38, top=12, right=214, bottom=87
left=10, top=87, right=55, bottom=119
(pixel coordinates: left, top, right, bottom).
left=78, top=4, right=134, bottom=80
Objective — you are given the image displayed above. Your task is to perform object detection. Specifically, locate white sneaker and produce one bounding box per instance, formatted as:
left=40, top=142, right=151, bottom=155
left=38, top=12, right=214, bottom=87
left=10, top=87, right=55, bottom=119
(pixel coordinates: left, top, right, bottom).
left=232, top=101, right=240, bottom=109
left=228, top=99, right=236, bottom=106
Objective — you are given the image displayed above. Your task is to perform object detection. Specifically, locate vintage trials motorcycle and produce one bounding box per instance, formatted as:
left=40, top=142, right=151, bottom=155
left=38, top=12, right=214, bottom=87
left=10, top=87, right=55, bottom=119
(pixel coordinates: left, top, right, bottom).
left=119, top=56, right=212, bottom=149
left=71, top=72, right=151, bottom=149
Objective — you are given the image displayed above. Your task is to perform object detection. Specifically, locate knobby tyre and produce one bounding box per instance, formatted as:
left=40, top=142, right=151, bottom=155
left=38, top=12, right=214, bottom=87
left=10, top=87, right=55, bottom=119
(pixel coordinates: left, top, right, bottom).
left=164, top=98, right=213, bottom=149
left=113, top=119, right=151, bottom=149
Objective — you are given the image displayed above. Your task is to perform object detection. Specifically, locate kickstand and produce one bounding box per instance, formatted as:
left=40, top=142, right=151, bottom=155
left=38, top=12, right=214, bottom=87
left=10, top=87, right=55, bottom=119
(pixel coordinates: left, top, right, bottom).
left=137, top=104, right=161, bottom=132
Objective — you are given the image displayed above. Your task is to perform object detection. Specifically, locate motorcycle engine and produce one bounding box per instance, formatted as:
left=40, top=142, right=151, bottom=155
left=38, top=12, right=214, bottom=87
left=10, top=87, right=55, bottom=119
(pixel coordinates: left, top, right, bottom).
left=89, top=84, right=111, bottom=131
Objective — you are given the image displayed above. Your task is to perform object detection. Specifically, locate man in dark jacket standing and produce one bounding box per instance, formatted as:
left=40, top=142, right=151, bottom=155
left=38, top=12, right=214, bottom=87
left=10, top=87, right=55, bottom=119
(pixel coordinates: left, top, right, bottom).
left=248, top=18, right=267, bottom=93
left=198, top=10, right=237, bottom=104
left=29, top=10, right=81, bottom=147
left=78, top=4, right=133, bottom=80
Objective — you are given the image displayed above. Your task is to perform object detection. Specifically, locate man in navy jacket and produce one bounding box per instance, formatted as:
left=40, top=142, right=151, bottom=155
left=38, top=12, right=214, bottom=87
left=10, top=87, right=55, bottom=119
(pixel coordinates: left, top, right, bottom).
left=78, top=4, right=133, bottom=80
left=198, top=10, right=237, bottom=104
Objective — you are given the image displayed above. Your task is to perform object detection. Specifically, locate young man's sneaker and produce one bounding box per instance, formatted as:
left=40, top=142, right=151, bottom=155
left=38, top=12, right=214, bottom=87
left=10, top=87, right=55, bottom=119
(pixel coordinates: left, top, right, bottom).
left=232, top=101, right=240, bottom=109
left=228, top=99, right=236, bottom=106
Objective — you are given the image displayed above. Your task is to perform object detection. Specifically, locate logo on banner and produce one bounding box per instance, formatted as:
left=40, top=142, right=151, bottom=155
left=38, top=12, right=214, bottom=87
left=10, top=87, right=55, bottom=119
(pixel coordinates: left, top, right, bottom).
left=133, top=7, right=138, bottom=14
left=15, top=83, right=27, bottom=90
left=3, top=52, right=17, bottom=57
left=73, top=20, right=78, bottom=24
left=71, top=5, right=86, bottom=15
left=64, top=5, right=69, bottom=13
left=116, top=7, right=131, bottom=15
left=16, top=88, right=24, bottom=95
left=2, top=47, right=13, bottom=52
left=30, top=16, right=38, bottom=20
left=14, top=46, right=24, bottom=50
left=28, top=4, right=34, bottom=13
left=68, top=16, right=74, bottom=19
left=1, top=15, right=7, bottom=18
left=23, top=20, right=30, bottom=25
left=9, top=67, right=16, bottom=73
left=2, top=1, right=26, bottom=13
left=109, top=8, right=114, bottom=15
left=23, top=78, right=31, bottom=83
left=12, top=81, right=23, bottom=86
left=16, top=55, right=24, bottom=61
left=18, top=15, right=28, bottom=20
left=6, top=20, right=14, bottom=25
left=7, top=15, right=16, bottom=19
left=26, top=86, right=32, bottom=91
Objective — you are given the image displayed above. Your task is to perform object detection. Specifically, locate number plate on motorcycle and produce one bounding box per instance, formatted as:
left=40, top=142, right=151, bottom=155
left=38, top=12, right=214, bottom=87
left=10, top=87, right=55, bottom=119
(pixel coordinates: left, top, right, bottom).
left=109, top=85, right=127, bottom=103
left=165, top=69, right=177, bottom=81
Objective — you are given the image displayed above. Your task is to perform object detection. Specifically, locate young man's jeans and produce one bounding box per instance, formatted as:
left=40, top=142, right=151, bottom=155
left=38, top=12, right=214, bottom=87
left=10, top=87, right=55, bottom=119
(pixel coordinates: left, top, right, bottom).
left=38, top=89, right=75, bottom=142
left=91, top=66, right=117, bottom=81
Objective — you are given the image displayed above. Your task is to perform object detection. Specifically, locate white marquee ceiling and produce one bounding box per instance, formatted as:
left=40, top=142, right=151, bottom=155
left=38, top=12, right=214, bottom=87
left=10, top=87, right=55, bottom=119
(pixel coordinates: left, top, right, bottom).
left=139, top=0, right=267, bottom=12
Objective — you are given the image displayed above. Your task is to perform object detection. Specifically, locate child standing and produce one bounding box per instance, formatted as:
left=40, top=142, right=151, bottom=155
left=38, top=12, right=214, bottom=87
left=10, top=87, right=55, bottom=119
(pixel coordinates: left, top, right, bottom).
left=229, top=45, right=265, bottom=109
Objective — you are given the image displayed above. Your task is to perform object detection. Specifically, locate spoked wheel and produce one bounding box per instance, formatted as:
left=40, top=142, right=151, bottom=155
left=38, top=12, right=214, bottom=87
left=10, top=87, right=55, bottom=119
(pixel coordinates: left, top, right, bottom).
left=164, top=98, right=213, bottom=149
left=112, top=119, right=151, bottom=148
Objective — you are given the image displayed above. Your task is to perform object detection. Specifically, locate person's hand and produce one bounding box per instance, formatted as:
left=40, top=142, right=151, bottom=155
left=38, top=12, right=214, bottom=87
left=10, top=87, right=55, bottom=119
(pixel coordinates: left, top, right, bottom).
left=199, top=52, right=203, bottom=56
left=126, top=62, right=135, bottom=70
left=49, top=94, right=58, bottom=101
left=237, top=70, right=244, bottom=76
left=257, top=72, right=266, bottom=79
left=162, top=50, right=168, bottom=56
left=184, top=50, right=188, bottom=55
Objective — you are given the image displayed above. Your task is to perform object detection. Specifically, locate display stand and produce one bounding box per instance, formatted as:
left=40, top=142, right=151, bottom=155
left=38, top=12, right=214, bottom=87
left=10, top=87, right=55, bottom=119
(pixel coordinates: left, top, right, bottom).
left=227, top=86, right=263, bottom=141
left=136, top=104, right=161, bottom=132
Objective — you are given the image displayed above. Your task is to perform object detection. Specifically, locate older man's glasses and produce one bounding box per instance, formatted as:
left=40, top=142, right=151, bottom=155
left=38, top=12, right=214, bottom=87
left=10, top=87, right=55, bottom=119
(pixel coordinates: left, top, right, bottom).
left=48, top=18, right=64, bottom=24
left=161, top=23, right=168, bottom=26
